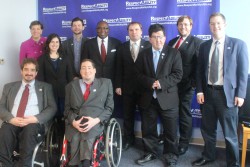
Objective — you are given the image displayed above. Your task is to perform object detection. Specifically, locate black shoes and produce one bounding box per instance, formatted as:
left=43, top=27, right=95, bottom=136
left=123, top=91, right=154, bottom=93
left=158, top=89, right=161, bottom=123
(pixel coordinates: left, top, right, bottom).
left=163, top=153, right=178, bottom=167
left=192, top=158, right=213, bottom=166
left=136, top=153, right=157, bottom=165
left=178, top=146, right=188, bottom=155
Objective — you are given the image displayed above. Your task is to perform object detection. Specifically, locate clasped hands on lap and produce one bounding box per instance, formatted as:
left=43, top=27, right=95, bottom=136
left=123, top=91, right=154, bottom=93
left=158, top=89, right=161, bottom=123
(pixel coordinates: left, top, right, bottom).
left=72, top=116, right=100, bottom=133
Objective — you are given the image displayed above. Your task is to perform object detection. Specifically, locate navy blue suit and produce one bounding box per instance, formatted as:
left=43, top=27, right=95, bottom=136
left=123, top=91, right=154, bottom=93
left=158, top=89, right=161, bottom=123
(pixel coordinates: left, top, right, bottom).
left=196, top=36, right=249, bottom=166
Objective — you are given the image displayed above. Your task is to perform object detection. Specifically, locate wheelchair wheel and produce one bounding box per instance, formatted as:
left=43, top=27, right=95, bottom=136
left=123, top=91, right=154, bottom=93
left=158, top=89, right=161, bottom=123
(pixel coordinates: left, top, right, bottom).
left=31, top=141, right=45, bottom=167
left=46, top=120, right=63, bottom=167
left=105, top=118, right=122, bottom=167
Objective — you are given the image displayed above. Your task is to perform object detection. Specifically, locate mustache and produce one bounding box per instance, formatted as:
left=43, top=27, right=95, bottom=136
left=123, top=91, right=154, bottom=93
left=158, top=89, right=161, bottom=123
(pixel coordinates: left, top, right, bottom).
left=25, top=74, right=33, bottom=77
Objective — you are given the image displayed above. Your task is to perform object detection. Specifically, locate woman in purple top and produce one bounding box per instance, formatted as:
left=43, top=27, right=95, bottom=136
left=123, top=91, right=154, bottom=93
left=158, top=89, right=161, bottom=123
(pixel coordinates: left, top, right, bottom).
left=19, top=20, right=46, bottom=64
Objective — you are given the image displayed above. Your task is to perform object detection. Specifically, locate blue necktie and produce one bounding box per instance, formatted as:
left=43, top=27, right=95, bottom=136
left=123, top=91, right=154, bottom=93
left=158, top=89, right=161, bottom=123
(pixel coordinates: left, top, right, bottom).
left=153, top=50, right=160, bottom=72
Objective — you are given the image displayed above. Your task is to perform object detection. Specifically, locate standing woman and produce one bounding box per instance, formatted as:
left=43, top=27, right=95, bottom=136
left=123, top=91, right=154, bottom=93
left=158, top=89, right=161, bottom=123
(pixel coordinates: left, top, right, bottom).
left=19, top=20, right=46, bottom=64
left=37, top=33, right=74, bottom=118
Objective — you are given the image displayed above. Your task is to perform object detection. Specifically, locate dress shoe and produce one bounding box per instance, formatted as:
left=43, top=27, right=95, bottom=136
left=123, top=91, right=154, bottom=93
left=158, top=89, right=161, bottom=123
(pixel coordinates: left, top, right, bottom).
left=164, top=153, right=178, bottom=167
left=192, top=158, right=213, bottom=166
left=136, top=153, right=156, bottom=165
left=178, top=146, right=188, bottom=155
left=82, top=159, right=91, bottom=167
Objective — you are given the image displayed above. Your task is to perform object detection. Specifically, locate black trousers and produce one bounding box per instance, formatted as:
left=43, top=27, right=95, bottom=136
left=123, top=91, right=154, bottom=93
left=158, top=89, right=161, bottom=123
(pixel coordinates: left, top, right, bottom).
left=122, top=92, right=140, bottom=144
left=178, top=87, right=195, bottom=147
left=0, top=123, right=44, bottom=167
left=201, top=87, right=239, bottom=167
left=141, top=98, right=179, bottom=156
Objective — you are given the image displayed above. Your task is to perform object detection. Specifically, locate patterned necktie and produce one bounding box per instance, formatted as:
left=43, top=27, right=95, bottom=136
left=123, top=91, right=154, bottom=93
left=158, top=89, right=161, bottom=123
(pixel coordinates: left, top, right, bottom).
left=175, top=37, right=183, bottom=49
left=209, top=41, right=220, bottom=84
left=101, top=39, right=106, bottom=63
left=16, top=84, right=29, bottom=117
left=131, top=42, right=136, bottom=61
left=153, top=50, right=160, bottom=72
left=83, top=83, right=91, bottom=101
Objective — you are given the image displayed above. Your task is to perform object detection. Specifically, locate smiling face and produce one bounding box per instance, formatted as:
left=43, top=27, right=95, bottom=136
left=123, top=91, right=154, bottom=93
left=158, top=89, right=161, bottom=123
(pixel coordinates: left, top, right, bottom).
left=49, top=37, right=60, bottom=53
left=209, top=15, right=226, bottom=40
left=96, top=21, right=109, bottom=39
left=177, top=18, right=192, bottom=37
left=21, top=63, right=38, bottom=83
left=128, top=23, right=142, bottom=42
left=30, top=25, right=43, bottom=41
left=149, top=31, right=166, bottom=50
left=80, top=60, right=96, bottom=83
left=71, top=20, right=84, bottom=35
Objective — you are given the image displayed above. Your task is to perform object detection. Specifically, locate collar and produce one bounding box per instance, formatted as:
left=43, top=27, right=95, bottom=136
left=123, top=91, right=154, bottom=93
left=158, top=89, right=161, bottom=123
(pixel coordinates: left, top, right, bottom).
left=22, top=79, right=35, bottom=87
left=97, top=36, right=108, bottom=43
left=130, top=39, right=141, bottom=46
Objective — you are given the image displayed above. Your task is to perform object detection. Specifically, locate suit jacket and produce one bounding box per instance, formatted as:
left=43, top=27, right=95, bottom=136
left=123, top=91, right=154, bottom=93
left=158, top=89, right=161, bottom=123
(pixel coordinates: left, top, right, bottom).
left=136, top=44, right=183, bottom=110
left=168, top=35, right=203, bottom=91
left=62, top=37, right=88, bottom=77
left=196, top=36, right=249, bottom=107
left=64, top=78, right=114, bottom=141
left=0, top=80, right=57, bottom=125
left=37, top=53, right=74, bottom=99
left=81, top=37, right=121, bottom=83
left=115, top=39, right=151, bottom=94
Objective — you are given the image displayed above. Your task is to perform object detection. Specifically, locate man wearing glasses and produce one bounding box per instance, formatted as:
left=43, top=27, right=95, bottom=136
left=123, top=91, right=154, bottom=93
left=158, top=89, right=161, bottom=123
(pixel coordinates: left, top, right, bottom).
left=135, top=24, right=183, bottom=167
left=82, top=21, right=121, bottom=85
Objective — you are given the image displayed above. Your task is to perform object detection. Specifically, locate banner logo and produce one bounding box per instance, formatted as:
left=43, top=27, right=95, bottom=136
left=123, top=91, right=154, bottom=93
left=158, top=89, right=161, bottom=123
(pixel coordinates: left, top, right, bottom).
left=103, top=18, right=132, bottom=26
left=43, top=6, right=66, bottom=15
left=81, top=3, right=108, bottom=12
left=177, top=0, right=212, bottom=7
left=151, top=16, right=180, bottom=25
left=126, top=0, right=157, bottom=10
left=62, top=19, right=87, bottom=28
left=195, top=35, right=211, bottom=40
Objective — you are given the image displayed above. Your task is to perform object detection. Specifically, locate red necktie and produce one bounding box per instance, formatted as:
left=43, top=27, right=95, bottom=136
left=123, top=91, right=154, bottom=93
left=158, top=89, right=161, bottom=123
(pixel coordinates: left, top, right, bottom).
left=83, top=83, right=91, bottom=101
left=16, top=84, right=29, bottom=117
left=101, top=39, right=106, bottom=62
left=175, top=37, right=183, bottom=49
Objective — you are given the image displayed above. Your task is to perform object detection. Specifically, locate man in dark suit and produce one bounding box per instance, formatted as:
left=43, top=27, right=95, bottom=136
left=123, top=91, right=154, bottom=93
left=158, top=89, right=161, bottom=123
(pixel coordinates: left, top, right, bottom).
left=135, top=24, right=183, bottom=167
left=192, top=13, right=249, bottom=167
left=82, top=21, right=121, bottom=84
left=115, top=22, right=151, bottom=150
left=0, top=58, right=57, bottom=167
left=168, top=16, right=203, bottom=155
left=64, top=59, right=113, bottom=167
left=62, top=17, right=88, bottom=79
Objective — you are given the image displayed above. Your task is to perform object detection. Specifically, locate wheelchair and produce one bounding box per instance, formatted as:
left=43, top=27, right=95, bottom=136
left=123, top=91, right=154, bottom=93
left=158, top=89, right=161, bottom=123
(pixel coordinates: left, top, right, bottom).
left=60, top=118, right=122, bottom=167
left=12, top=118, right=64, bottom=167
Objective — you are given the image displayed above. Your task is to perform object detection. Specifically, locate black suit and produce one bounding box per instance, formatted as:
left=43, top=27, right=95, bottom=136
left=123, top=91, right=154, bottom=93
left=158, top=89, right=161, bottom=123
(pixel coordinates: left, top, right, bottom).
left=62, top=37, right=88, bottom=78
left=168, top=35, right=203, bottom=148
left=115, top=39, right=151, bottom=144
left=81, top=37, right=121, bottom=83
left=136, top=44, right=183, bottom=156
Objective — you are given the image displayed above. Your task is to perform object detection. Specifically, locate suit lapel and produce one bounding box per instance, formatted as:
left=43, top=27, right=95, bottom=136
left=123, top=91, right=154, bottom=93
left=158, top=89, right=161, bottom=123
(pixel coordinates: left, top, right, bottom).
left=223, top=36, right=232, bottom=73
left=179, top=35, right=192, bottom=50
left=204, top=40, right=213, bottom=79
left=35, top=81, right=43, bottom=112
left=156, top=46, right=167, bottom=74
left=94, top=38, right=103, bottom=62
left=9, top=82, right=21, bottom=111
left=87, top=79, right=99, bottom=101
left=147, top=49, right=155, bottom=75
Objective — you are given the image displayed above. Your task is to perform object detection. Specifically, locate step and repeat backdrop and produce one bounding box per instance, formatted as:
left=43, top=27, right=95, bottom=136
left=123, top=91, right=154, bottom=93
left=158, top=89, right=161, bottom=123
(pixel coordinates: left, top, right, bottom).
left=38, top=0, right=220, bottom=129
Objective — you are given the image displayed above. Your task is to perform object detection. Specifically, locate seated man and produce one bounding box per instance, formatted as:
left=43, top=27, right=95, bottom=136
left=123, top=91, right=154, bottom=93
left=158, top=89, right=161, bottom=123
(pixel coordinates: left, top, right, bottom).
left=0, top=58, right=57, bottom=167
left=64, top=59, right=113, bottom=167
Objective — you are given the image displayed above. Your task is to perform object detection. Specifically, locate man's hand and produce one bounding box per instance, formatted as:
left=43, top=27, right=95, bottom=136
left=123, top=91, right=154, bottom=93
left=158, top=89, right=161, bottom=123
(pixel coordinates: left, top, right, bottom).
left=152, top=80, right=161, bottom=90
left=9, top=116, right=38, bottom=127
left=197, top=94, right=204, bottom=104
left=81, top=116, right=100, bottom=133
left=115, top=88, right=122, bottom=95
left=235, top=97, right=244, bottom=107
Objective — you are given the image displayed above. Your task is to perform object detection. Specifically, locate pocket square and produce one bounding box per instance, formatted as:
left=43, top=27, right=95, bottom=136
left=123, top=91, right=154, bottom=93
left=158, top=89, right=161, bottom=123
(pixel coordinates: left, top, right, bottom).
left=111, top=49, right=116, bottom=52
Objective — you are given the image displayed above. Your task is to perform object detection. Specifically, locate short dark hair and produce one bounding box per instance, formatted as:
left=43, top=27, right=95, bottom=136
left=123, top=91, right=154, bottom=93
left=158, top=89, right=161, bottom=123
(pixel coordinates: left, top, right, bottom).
left=209, top=12, right=226, bottom=23
left=127, top=22, right=142, bottom=31
left=80, top=59, right=96, bottom=69
left=44, top=33, right=63, bottom=55
left=29, top=20, right=44, bottom=30
left=148, top=24, right=165, bottom=37
left=177, top=15, right=193, bottom=26
left=20, top=58, right=39, bottom=71
left=71, top=17, right=84, bottom=26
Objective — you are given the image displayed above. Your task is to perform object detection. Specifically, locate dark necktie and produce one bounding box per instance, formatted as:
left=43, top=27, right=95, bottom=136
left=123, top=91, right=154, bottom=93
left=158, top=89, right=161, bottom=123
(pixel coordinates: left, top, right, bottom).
left=175, top=37, right=183, bottom=49
left=131, top=42, right=136, bottom=61
left=209, top=41, right=220, bottom=84
left=16, top=84, right=29, bottom=117
left=101, top=39, right=106, bottom=63
left=83, top=83, right=91, bottom=101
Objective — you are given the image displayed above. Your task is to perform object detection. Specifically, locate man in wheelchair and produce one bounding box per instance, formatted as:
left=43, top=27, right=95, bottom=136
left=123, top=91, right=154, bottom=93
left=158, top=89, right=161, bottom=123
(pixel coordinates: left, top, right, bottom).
left=0, top=58, right=57, bottom=167
left=64, top=59, right=113, bottom=167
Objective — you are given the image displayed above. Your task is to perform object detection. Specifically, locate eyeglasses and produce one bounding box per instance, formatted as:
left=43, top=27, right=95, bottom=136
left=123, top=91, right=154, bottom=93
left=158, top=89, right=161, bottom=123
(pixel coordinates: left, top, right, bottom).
left=150, top=35, right=165, bottom=40
left=96, top=27, right=109, bottom=30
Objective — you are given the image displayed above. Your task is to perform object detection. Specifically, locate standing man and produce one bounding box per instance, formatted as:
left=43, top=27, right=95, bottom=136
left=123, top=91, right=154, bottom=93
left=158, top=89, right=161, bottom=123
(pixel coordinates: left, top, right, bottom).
left=82, top=21, right=121, bottom=84
left=63, top=17, right=88, bottom=79
left=115, top=22, right=151, bottom=150
left=64, top=59, right=113, bottom=167
left=135, top=24, right=183, bottom=167
left=192, top=12, right=249, bottom=167
left=168, top=15, right=203, bottom=155
left=19, top=21, right=46, bottom=64
left=0, top=58, right=57, bottom=167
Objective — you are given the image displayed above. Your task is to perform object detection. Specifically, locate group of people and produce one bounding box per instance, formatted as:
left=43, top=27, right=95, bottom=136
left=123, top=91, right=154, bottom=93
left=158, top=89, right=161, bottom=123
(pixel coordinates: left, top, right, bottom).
left=0, top=12, right=248, bottom=167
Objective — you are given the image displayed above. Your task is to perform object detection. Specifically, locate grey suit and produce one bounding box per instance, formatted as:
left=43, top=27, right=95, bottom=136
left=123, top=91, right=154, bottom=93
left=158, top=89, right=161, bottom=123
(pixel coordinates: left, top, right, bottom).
left=0, top=80, right=57, bottom=167
left=64, top=78, right=113, bottom=165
